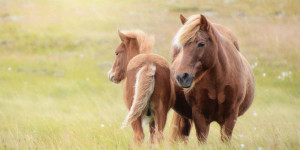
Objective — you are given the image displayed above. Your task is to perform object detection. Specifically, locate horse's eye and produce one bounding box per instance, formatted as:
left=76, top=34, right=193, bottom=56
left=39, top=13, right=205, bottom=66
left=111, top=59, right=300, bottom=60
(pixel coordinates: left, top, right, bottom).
left=115, top=52, right=119, bottom=56
left=198, top=43, right=205, bottom=48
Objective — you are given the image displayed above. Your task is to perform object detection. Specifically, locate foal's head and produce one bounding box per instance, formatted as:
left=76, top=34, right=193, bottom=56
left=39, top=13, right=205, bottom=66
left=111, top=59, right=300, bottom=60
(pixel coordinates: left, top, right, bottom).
left=172, top=14, right=218, bottom=88
left=108, top=30, right=154, bottom=83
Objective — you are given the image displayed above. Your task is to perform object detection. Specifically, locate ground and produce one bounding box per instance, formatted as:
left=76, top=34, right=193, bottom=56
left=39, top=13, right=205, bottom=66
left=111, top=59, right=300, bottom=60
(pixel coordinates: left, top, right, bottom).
left=0, top=0, right=299, bottom=149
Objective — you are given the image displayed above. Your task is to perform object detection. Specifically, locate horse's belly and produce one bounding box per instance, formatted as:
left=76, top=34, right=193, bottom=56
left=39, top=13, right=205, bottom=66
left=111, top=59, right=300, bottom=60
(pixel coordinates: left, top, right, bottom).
left=238, top=81, right=255, bottom=116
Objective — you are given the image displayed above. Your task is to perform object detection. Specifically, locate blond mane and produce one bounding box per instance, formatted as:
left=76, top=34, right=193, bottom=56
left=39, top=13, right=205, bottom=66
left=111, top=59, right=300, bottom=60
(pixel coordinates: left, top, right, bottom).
left=172, top=15, right=202, bottom=49
left=122, top=30, right=154, bottom=53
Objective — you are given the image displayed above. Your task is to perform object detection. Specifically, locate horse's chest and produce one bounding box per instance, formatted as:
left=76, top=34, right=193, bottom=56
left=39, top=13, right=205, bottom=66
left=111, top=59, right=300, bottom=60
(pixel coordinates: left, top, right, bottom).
left=187, top=87, right=233, bottom=123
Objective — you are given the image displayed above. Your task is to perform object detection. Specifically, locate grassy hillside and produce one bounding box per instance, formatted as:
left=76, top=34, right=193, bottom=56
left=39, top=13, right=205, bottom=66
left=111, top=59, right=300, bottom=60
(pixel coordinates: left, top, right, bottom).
left=0, top=0, right=299, bottom=149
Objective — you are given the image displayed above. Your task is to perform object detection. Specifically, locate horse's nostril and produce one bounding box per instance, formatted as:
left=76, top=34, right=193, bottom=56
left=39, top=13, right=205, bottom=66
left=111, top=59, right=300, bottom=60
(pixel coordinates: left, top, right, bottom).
left=110, top=76, right=114, bottom=82
left=176, top=75, right=181, bottom=82
left=182, top=72, right=189, bottom=80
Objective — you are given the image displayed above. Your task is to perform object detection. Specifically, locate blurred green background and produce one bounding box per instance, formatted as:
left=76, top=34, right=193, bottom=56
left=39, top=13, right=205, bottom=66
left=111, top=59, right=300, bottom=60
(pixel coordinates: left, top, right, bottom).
left=0, top=0, right=299, bottom=149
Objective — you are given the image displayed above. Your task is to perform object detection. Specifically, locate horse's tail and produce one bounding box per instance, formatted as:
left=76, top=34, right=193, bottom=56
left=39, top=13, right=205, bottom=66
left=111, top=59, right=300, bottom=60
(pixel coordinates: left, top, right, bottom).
left=121, top=64, right=156, bottom=128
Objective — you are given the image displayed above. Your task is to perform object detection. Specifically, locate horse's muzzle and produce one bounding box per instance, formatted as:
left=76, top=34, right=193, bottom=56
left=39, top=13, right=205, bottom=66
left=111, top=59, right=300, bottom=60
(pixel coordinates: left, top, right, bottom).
left=176, top=73, right=194, bottom=88
left=109, top=75, right=114, bottom=82
left=108, top=69, right=115, bottom=83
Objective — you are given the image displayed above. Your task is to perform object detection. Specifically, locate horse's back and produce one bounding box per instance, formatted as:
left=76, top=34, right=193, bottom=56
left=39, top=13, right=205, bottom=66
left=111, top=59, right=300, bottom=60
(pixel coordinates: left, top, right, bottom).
left=127, top=53, right=175, bottom=110
left=127, top=53, right=169, bottom=71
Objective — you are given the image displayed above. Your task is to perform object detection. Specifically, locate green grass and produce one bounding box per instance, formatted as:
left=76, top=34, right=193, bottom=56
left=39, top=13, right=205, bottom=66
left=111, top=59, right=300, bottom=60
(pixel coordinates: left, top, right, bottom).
left=0, top=0, right=299, bottom=149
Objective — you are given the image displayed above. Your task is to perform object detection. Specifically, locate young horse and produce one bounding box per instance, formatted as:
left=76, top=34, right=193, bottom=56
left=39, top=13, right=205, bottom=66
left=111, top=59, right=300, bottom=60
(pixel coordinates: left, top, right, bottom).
left=108, top=30, right=175, bottom=144
left=170, top=14, right=255, bottom=142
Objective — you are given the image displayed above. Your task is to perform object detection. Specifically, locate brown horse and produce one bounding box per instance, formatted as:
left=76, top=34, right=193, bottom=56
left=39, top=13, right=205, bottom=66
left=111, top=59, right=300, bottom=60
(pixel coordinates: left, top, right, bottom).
left=169, top=14, right=255, bottom=142
left=108, top=30, right=175, bottom=144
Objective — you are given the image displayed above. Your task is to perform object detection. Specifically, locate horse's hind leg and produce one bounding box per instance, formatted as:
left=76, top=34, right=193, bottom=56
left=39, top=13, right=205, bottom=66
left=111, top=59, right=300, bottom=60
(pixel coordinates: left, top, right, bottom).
left=154, top=110, right=167, bottom=143
left=131, top=117, right=144, bottom=144
left=170, top=112, right=192, bottom=141
left=149, top=121, right=155, bottom=143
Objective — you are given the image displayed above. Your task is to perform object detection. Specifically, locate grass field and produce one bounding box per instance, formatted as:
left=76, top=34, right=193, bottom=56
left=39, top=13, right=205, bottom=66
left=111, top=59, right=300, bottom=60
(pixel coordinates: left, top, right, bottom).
left=0, top=0, right=300, bottom=149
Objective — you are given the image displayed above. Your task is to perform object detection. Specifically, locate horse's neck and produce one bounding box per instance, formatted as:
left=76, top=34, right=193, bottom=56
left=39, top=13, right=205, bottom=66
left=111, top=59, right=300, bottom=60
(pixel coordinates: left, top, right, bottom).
left=210, top=27, right=239, bottom=82
left=127, top=47, right=140, bottom=62
left=212, top=28, right=228, bottom=74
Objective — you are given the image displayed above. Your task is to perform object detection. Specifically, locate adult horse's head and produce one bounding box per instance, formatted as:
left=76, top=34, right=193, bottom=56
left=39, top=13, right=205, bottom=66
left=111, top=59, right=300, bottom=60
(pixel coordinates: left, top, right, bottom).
left=172, top=14, right=218, bottom=88
left=108, top=30, right=154, bottom=83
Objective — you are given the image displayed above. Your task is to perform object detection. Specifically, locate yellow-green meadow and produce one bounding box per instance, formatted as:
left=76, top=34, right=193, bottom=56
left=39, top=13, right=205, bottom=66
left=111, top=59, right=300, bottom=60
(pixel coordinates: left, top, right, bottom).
left=0, top=0, right=299, bottom=149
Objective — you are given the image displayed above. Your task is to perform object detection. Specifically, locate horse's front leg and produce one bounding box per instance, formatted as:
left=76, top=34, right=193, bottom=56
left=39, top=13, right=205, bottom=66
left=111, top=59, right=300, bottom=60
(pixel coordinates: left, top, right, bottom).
left=192, top=107, right=210, bottom=143
left=131, top=117, right=144, bottom=144
left=220, top=109, right=238, bottom=142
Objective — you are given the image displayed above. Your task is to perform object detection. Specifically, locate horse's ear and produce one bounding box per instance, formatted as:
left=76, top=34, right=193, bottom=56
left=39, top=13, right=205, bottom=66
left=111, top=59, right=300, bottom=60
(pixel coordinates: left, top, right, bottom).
left=118, top=30, right=127, bottom=42
left=200, top=14, right=210, bottom=31
left=180, top=14, right=187, bottom=24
